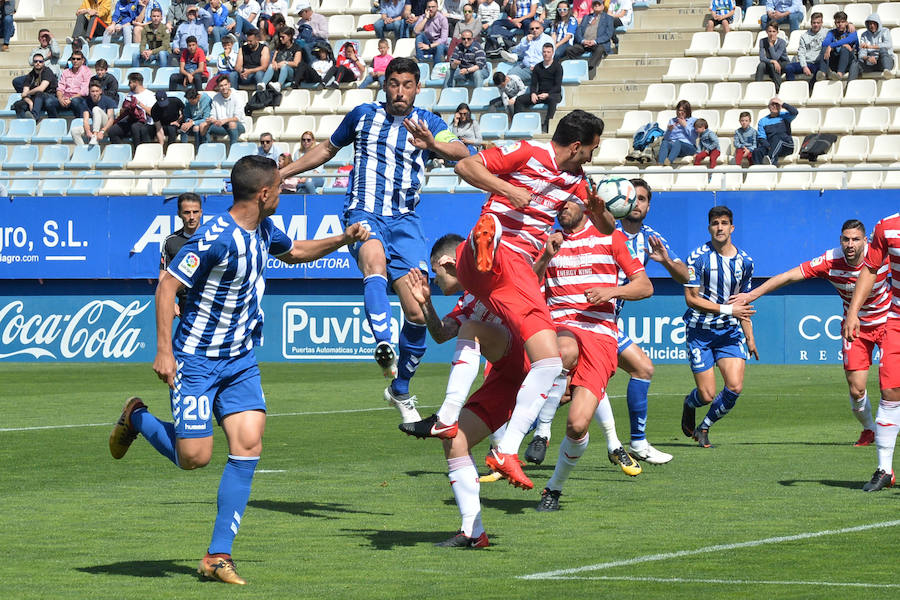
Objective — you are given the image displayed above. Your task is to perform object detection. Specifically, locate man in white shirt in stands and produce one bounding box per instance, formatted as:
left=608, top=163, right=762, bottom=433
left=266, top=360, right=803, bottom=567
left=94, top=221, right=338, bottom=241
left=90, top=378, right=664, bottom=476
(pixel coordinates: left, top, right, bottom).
left=200, top=77, right=245, bottom=145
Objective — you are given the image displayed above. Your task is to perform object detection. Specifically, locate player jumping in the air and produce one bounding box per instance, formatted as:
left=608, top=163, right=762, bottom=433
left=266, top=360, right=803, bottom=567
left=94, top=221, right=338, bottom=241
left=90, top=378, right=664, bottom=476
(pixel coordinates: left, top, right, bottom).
left=731, top=219, right=891, bottom=447
left=844, top=213, right=900, bottom=492
left=280, top=57, right=469, bottom=423
left=109, top=156, right=369, bottom=585
left=681, top=206, right=758, bottom=448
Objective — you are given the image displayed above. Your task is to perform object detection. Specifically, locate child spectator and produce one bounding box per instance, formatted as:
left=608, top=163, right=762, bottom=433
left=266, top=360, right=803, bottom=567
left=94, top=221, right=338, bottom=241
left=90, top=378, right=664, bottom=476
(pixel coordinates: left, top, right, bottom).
left=212, top=34, right=239, bottom=89
left=817, top=11, right=858, bottom=81
left=323, top=41, right=364, bottom=89
left=360, top=38, right=393, bottom=88
left=91, top=58, right=120, bottom=103
left=169, top=35, right=209, bottom=92
left=706, top=0, right=735, bottom=33
left=491, top=71, right=527, bottom=117
left=693, top=118, right=721, bottom=168
left=756, top=22, right=789, bottom=92
left=733, top=111, right=757, bottom=166
left=849, top=14, right=894, bottom=81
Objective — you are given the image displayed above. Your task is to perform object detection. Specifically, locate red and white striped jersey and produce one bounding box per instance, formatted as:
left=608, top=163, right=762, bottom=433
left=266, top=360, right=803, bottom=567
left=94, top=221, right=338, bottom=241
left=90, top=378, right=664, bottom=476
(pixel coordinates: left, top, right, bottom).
left=799, top=245, right=891, bottom=330
left=478, top=141, right=588, bottom=261
left=544, top=224, right=644, bottom=340
left=864, top=213, right=900, bottom=320
left=444, top=292, right=505, bottom=328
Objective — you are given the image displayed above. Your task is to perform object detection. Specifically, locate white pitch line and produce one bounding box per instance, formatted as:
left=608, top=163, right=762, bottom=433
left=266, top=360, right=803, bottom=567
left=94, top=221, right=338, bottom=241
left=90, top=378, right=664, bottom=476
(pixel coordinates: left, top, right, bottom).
left=537, top=576, right=900, bottom=589
left=519, top=520, right=900, bottom=580
left=256, top=469, right=286, bottom=473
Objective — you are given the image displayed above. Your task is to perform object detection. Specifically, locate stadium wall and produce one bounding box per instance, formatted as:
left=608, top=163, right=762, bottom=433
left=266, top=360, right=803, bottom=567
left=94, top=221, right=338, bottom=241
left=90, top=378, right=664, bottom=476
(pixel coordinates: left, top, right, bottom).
left=0, top=191, right=889, bottom=365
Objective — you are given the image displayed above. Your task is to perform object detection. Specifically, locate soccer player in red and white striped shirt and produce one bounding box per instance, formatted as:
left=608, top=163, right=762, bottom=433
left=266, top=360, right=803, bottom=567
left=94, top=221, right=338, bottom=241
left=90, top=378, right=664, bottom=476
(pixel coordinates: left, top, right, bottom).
left=731, top=219, right=891, bottom=447
left=452, top=109, right=615, bottom=489
left=845, top=212, right=900, bottom=492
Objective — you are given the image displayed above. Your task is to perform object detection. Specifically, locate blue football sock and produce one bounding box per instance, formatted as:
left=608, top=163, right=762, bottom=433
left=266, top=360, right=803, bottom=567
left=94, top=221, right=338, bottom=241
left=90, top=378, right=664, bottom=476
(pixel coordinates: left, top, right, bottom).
left=627, top=377, right=650, bottom=442
left=363, top=274, right=392, bottom=345
left=208, top=455, right=259, bottom=556
left=131, top=408, right=177, bottom=465
left=701, top=387, right=740, bottom=429
left=392, top=320, right=427, bottom=396
left=685, top=388, right=705, bottom=408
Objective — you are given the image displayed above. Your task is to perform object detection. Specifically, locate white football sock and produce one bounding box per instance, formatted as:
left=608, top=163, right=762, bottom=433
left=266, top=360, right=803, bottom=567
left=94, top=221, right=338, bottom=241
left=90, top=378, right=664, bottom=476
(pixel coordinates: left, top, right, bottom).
left=593, top=393, right=622, bottom=452
left=876, top=400, right=900, bottom=473
left=850, top=392, right=876, bottom=431
left=546, top=433, right=589, bottom=492
left=497, top=357, right=563, bottom=455
left=533, top=370, right=567, bottom=440
left=490, top=422, right=507, bottom=447
left=436, top=339, right=482, bottom=425
left=447, top=455, right=483, bottom=537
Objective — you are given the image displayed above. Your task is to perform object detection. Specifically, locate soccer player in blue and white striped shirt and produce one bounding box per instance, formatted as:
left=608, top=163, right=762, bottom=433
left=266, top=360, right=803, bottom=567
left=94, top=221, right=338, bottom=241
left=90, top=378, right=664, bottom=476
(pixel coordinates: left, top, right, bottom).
left=681, top=206, right=758, bottom=448
left=108, top=155, right=369, bottom=585
left=281, top=57, right=469, bottom=423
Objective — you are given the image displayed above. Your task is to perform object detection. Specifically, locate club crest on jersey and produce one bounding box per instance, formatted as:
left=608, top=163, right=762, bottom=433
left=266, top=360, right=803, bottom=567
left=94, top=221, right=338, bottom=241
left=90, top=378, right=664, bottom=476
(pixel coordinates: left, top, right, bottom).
left=501, top=142, right=521, bottom=155
left=179, top=252, right=200, bottom=276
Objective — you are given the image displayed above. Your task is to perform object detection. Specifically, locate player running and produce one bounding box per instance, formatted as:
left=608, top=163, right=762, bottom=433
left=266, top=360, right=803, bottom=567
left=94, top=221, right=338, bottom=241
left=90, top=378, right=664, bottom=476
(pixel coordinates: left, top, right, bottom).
left=108, top=156, right=369, bottom=584
left=681, top=206, right=758, bottom=448
left=280, top=57, right=469, bottom=423
left=731, top=219, right=891, bottom=447
left=844, top=212, right=900, bottom=492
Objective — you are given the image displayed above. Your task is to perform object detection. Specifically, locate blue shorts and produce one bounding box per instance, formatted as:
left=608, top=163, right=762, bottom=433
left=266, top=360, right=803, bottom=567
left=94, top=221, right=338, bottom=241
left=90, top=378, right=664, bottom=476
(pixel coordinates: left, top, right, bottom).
left=616, top=329, right=634, bottom=354
left=685, top=326, right=748, bottom=373
left=342, top=209, right=429, bottom=283
left=171, top=350, right=266, bottom=439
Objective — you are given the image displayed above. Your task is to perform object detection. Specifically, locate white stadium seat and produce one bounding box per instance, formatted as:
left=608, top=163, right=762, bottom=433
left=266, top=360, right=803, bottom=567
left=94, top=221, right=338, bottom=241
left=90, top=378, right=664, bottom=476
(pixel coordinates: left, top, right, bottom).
left=818, top=107, right=855, bottom=135
left=639, top=83, right=677, bottom=109
left=685, top=32, right=721, bottom=57
left=789, top=108, right=822, bottom=135
left=662, top=58, right=698, bottom=82
left=856, top=105, right=891, bottom=133
left=696, top=57, right=732, bottom=82
left=846, top=163, right=885, bottom=188
left=842, top=79, right=878, bottom=105
left=706, top=82, right=742, bottom=108
left=831, top=135, right=871, bottom=162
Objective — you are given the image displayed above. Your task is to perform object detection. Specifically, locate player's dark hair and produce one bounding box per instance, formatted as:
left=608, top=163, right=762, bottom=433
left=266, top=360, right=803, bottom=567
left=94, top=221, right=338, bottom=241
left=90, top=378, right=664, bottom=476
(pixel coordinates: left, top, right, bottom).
left=231, top=155, right=279, bottom=203
left=630, top=178, right=651, bottom=202
left=841, top=219, right=866, bottom=234
left=177, top=192, right=202, bottom=210
left=431, top=233, right=465, bottom=261
left=552, top=109, right=604, bottom=146
left=385, top=57, right=421, bottom=84
left=708, top=205, right=733, bottom=224
left=492, top=71, right=506, bottom=86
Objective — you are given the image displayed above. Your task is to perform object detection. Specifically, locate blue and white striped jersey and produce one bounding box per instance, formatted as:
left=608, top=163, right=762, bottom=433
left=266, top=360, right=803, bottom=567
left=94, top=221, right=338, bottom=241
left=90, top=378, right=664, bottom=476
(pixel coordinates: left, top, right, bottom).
left=683, top=242, right=754, bottom=330
left=167, top=212, right=293, bottom=358
left=330, top=102, right=456, bottom=217
left=614, top=222, right=681, bottom=313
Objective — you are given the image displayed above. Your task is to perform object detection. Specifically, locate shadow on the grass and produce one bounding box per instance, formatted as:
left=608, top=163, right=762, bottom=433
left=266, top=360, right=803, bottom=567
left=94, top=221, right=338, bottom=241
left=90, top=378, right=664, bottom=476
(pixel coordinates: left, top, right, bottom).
left=249, top=499, right=392, bottom=519
left=340, top=528, right=499, bottom=550
left=778, top=479, right=864, bottom=489
left=404, top=470, right=445, bottom=477
left=77, top=559, right=197, bottom=579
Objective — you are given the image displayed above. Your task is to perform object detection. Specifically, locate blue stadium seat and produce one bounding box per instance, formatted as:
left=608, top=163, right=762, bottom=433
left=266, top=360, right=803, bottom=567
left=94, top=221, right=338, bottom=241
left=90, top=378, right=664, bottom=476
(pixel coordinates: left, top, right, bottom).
left=494, top=62, right=513, bottom=76
left=32, top=118, right=68, bottom=143
left=325, top=144, right=353, bottom=167
left=196, top=169, right=229, bottom=194
left=418, top=62, right=431, bottom=84
left=69, top=171, right=104, bottom=195
left=107, top=67, right=122, bottom=85
left=89, top=43, right=120, bottom=67
left=169, top=90, right=186, bottom=103
left=0, top=94, right=20, bottom=117
left=8, top=173, right=40, bottom=196
left=40, top=171, right=73, bottom=195
left=67, top=145, right=101, bottom=169
left=422, top=175, right=456, bottom=193
left=376, top=89, right=386, bottom=103
left=507, top=112, right=542, bottom=138
left=34, top=145, right=71, bottom=170
left=434, top=87, right=469, bottom=113
left=562, top=60, right=588, bottom=84
left=222, top=142, right=258, bottom=167
left=116, top=43, right=140, bottom=67
left=96, top=144, right=133, bottom=169
left=190, top=143, right=227, bottom=168
left=425, top=63, right=447, bottom=87
left=469, top=87, right=499, bottom=111
left=532, top=88, right=566, bottom=110
left=4, top=145, right=39, bottom=170
left=0, top=145, right=7, bottom=167
left=150, top=67, right=180, bottom=90
left=414, top=87, right=437, bottom=110
left=162, top=170, right=200, bottom=195
left=1, top=119, right=36, bottom=143
left=120, top=68, right=153, bottom=91
left=59, top=44, right=73, bottom=65
left=455, top=179, right=483, bottom=193
left=207, top=42, right=224, bottom=64
left=479, top=113, right=508, bottom=139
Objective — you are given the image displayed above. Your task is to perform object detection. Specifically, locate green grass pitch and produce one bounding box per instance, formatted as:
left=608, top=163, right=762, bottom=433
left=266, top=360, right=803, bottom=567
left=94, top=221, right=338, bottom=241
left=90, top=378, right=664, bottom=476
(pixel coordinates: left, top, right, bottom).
left=0, top=362, right=897, bottom=599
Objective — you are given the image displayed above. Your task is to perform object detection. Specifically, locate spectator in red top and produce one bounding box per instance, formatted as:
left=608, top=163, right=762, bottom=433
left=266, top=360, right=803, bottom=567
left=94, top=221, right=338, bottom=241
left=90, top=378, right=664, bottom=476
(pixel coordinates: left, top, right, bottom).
left=169, top=35, right=209, bottom=91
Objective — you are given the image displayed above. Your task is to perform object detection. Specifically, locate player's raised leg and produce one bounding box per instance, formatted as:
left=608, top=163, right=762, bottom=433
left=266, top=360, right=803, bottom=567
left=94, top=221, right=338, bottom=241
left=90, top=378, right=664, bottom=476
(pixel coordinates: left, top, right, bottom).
left=353, top=237, right=398, bottom=377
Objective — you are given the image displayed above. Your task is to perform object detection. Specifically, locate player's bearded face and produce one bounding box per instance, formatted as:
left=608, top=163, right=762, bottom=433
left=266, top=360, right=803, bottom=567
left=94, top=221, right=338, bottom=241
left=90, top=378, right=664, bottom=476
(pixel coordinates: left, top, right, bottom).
left=384, top=73, right=419, bottom=116
left=558, top=201, right=584, bottom=230
left=840, top=229, right=865, bottom=262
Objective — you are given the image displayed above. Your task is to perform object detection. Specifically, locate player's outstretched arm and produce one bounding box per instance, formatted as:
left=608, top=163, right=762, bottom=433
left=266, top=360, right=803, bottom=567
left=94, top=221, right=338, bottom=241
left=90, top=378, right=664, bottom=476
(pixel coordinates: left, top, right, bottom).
left=278, top=223, right=370, bottom=264
left=153, top=272, right=183, bottom=389
left=730, top=265, right=803, bottom=306
left=843, top=264, right=877, bottom=341
left=585, top=270, right=653, bottom=305
left=405, top=267, right=459, bottom=343
left=533, top=231, right=563, bottom=281
left=685, top=285, right=756, bottom=319
left=404, top=117, right=470, bottom=161
left=454, top=154, right=532, bottom=207
left=648, top=235, right=689, bottom=283
left=280, top=140, right=339, bottom=179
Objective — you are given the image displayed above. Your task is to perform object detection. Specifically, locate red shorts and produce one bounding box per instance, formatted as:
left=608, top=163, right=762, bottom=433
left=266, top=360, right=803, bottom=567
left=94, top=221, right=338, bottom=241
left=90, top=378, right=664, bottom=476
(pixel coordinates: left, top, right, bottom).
left=880, top=318, right=900, bottom=391
left=456, top=238, right=556, bottom=343
left=559, top=324, right=618, bottom=401
left=466, top=332, right=529, bottom=433
left=842, top=324, right=885, bottom=372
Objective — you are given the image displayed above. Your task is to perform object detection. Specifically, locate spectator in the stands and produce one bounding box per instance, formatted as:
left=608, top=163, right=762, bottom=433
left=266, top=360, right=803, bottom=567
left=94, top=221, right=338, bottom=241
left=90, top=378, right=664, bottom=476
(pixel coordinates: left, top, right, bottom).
left=257, top=132, right=279, bottom=161
left=444, top=0, right=467, bottom=33
left=657, top=99, right=697, bottom=165
left=214, top=33, right=240, bottom=89
left=693, top=118, right=721, bottom=168
left=849, top=14, right=894, bottom=81
left=167, top=0, right=208, bottom=33
left=373, top=0, right=408, bottom=40
left=179, top=87, right=212, bottom=146
left=752, top=96, right=797, bottom=165
left=15, top=54, right=59, bottom=120
left=322, top=41, right=365, bottom=88
left=291, top=131, right=325, bottom=193
left=261, top=27, right=301, bottom=91
left=107, top=71, right=157, bottom=145
left=706, top=0, right=735, bottom=33
left=233, top=0, right=261, bottom=40
left=360, top=38, right=393, bottom=88
left=151, top=90, right=186, bottom=146
left=1, top=0, right=15, bottom=52
left=784, top=11, right=825, bottom=88
left=492, top=70, right=527, bottom=116
left=760, top=0, right=803, bottom=33
left=502, top=20, right=553, bottom=85
left=513, top=42, right=562, bottom=133
left=478, top=0, right=502, bottom=52
left=91, top=59, right=120, bottom=102
left=72, top=81, right=117, bottom=145
left=450, top=102, right=482, bottom=155
left=414, top=1, right=450, bottom=65
left=202, top=77, right=246, bottom=145
left=453, top=3, right=481, bottom=39
left=72, top=0, right=112, bottom=43
left=54, top=50, right=92, bottom=117
left=444, top=29, right=489, bottom=87
left=404, top=0, right=431, bottom=37
left=173, top=5, right=209, bottom=53
left=14, top=30, right=61, bottom=92
left=733, top=110, right=756, bottom=166
left=295, top=1, right=328, bottom=63
left=235, top=28, right=271, bottom=88
left=170, top=35, right=209, bottom=91
left=607, top=0, right=633, bottom=32
left=204, top=0, right=235, bottom=45
left=259, top=12, right=285, bottom=44
left=132, top=0, right=166, bottom=45
left=551, top=1, right=578, bottom=60
left=259, top=0, right=288, bottom=27
left=133, top=7, right=171, bottom=67
left=103, top=0, right=141, bottom=44
left=564, top=0, right=612, bottom=79
left=488, top=0, right=539, bottom=50
left=817, top=11, right=858, bottom=81
left=297, top=43, right=332, bottom=86
left=279, top=153, right=305, bottom=192
left=755, top=22, right=789, bottom=92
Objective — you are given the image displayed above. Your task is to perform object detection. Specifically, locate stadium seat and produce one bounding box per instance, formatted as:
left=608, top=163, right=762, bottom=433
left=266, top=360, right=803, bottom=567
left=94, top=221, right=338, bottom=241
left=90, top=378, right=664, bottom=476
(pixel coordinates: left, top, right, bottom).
left=778, top=166, right=813, bottom=190
left=616, top=109, right=653, bottom=137
left=786, top=29, right=804, bottom=55
left=469, top=87, right=500, bottom=111
left=670, top=166, right=710, bottom=191
left=876, top=78, right=900, bottom=104
left=0, top=119, right=36, bottom=143
left=479, top=113, right=509, bottom=139
left=638, top=83, right=676, bottom=109
left=308, top=88, right=342, bottom=114
left=846, top=163, right=884, bottom=188
left=842, top=79, right=877, bottom=105
left=817, top=5, right=842, bottom=28
left=685, top=32, right=720, bottom=57
left=881, top=3, right=900, bottom=27
left=4, top=145, right=39, bottom=170
left=883, top=161, right=900, bottom=186
left=739, top=6, right=767, bottom=30
left=127, top=143, right=164, bottom=169
left=69, top=171, right=104, bottom=195
left=320, top=0, right=350, bottom=16
left=190, top=143, right=227, bottom=168
left=0, top=93, right=20, bottom=117
left=592, top=138, right=630, bottom=165
left=706, top=82, right=742, bottom=108
left=116, top=43, right=140, bottom=67
left=706, top=165, right=743, bottom=191
left=282, top=115, right=318, bottom=141
left=150, top=67, right=180, bottom=91
left=676, top=82, right=709, bottom=108
left=641, top=166, right=674, bottom=192
left=0, top=145, right=7, bottom=166
left=162, top=170, right=200, bottom=195
left=507, top=112, right=542, bottom=138
left=754, top=29, right=788, bottom=47
left=695, top=57, right=731, bottom=82
left=222, top=142, right=258, bottom=167
left=789, top=108, right=822, bottom=135
left=134, top=169, right=167, bottom=195
left=275, top=89, right=311, bottom=114
left=655, top=109, right=675, bottom=126
left=14, top=0, right=44, bottom=19
left=434, top=87, right=469, bottom=113
left=719, top=31, right=754, bottom=56
left=843, top=4, right=872, bottom=28
left=867, top=135, right=900, bottom=161
left=807, top=80, right=844, bottom=107
left=341, top=89, right=375, bottom=113
left=356, top=12, right=380, bottom=32
left=60, top=44, right=74, bottom=65
left=729, top=55, right=760, bottom=81
left=778, top=80, right=810, bottom=107
left=250, top=115, right=286, bottom=140
left=741, top=165, right=777, bottom=191
left=96, top=144, right=133, bottom=169
left=562, top=60, right=588, bottom=84
left=159, top=143, right=196, bottom=169
left=197, top=169, right=230, bottom=194
left=818, top=107, right=855, bottom=134
left=422, top=175, right=457, bottom=193
left=811, top=163, right=846, bottom=189
left=327, top=15, right=356, bottom=38
left=32, top=118, right=68, bottom=143
left=315, top=114, right=345, bottom=140
left=856, top=105, right=891, bottom=133
left=717, top=108, right=748, bottom=135
left=40, top=171, right=72, bottom=196
left=662, top=57, right=698, bottom=82
left=693, top=109, right=721, bottom=132
left=34, top=145, right=71, bottom=170
left=325, top=144, right=354, bottom=167
left=455, top=179, right=483, bottom=193
left=393, top=37, right=415, bottom=58
left=742, top=81, right=776, bottom=106
left=88, top=44, right=119, bottom=67
left=8, top=173, right=40, bottom=196
left=361, top=38, right=387, bottom=62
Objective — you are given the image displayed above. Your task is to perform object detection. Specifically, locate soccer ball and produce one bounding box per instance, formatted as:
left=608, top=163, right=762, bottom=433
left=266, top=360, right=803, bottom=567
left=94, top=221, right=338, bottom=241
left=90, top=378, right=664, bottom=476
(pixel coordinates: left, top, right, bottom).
left=593, top=177, right=637, bottom=219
